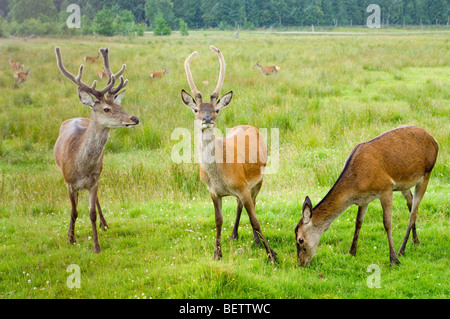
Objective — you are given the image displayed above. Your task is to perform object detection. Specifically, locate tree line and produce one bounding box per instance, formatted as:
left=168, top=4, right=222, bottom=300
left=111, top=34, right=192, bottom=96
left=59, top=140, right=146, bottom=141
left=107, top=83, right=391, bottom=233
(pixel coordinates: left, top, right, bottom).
left=0, top=0, right=448, bottom=37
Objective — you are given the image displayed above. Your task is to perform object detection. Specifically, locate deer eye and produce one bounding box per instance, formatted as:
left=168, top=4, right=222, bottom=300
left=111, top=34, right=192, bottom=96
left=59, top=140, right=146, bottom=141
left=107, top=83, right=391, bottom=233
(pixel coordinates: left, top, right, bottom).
left=194, top=109, right=198, bottom=113
left=103, top=108, right=111, bottom=113
left=299, top=238, right=304, bottom=244
left=216, top=109, right=219, bottom=113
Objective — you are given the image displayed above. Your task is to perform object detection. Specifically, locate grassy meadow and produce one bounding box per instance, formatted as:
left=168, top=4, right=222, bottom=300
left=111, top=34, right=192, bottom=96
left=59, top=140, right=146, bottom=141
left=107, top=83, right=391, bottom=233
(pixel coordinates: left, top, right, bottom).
left=0, top=30, right=449, bottom=299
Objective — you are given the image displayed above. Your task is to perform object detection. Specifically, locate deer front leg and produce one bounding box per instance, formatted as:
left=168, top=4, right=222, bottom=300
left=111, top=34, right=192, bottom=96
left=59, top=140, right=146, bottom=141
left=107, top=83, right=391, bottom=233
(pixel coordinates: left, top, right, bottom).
left=349, top=204, right=368, bottom=256
left=67, top=185, right=78, bottom=245
left=89, top=185, right=101, bottom=253
left=211, top=194, right=223, bottom=260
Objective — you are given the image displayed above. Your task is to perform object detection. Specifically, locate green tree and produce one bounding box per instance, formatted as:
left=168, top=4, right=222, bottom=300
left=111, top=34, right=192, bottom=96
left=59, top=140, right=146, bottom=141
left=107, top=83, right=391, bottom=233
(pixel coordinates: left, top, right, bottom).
left=153, top=14, right=171, bottom=35
left=8, top=0, right=57, bottom=22
left=178, top=18, right=188, bottom=35
left=94, top=6, right=116, bottom=36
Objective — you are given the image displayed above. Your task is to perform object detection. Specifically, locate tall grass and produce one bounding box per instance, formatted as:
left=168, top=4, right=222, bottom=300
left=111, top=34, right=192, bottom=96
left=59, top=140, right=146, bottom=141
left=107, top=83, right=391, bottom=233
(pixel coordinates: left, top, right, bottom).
left=0, top=32, right=449, bottom=299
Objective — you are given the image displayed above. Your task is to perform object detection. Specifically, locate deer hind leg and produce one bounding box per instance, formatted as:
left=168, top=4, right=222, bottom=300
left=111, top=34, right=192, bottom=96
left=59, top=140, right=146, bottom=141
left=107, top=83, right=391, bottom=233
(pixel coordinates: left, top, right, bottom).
left=211, top=194, right=223, bottom=260
left=349, top=204, right=369, bottom=256
left=401, top=189, right=420, bottom=245
left=67, top=186, right=78, bottom=244
left=380, top=192, right=400, bottom=266
left=398, top=175, right=430, bottom=256
left=89, top=185, right=101, bottom=253
left=96, top=197, right=108, bottom=231
left=240, top=189, right=277, bottom=263
left=250, top=181, right=263, bottom=246
left=230, top=199, right=243, bottom=241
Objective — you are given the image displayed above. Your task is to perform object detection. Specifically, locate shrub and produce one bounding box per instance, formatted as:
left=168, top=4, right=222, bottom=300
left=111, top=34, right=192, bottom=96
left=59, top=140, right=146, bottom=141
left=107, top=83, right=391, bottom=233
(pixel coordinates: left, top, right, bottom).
left=153, top=15, right=171, bottom=36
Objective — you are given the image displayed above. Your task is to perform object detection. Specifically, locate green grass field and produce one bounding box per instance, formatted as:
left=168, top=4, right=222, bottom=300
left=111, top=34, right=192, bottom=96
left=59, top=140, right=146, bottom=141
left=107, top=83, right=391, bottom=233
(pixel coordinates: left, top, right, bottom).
left=0, top=30, right=449, bottom=299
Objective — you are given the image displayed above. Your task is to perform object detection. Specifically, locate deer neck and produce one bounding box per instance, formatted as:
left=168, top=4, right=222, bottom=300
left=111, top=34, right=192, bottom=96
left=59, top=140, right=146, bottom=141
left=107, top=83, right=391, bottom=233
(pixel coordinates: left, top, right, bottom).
left=198, top=126, right=216, bottom=164
left=77, top=114, right=110, bottom=169
left=311, top=182, right=352, bottom=232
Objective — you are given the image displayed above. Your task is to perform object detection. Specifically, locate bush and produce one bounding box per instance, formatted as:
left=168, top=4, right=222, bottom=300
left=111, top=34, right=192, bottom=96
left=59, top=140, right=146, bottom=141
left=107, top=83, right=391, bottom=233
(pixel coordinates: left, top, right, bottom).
left=179, top=18, right=188, bottom=36
left=153, top=15, right=171, bottom=36
left=94, top=6, right=116, bottom=36
left=136, top=23, right=146, bottom=36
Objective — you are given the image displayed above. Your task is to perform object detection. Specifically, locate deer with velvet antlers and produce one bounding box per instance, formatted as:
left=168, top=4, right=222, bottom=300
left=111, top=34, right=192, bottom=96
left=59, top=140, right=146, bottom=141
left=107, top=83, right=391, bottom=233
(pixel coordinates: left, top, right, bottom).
left=295, top=126, right=438, bottom=266
left=180, top=46, right=277, bottom=262
left=54, top=46, right=139, bottom=253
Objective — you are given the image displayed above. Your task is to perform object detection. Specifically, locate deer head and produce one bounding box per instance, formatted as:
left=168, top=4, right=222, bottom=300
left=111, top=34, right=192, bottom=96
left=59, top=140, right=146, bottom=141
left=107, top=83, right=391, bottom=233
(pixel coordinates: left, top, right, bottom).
left=55, top=47, right=139, bottom=128
left=181, top=46, right=233, bottom=130
left=294, top=196, right=323, bottom=266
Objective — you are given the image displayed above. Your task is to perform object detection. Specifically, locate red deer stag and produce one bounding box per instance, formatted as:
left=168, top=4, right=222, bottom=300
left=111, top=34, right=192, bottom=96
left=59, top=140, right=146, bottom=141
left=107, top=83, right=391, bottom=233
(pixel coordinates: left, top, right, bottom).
left=180, top=46, right=277, bottom=262
left=54, top=46, right=139, bottom=253
left=253, top=62, right=280, bottom=75
left=150, top=67, right=168, bottom=79
left=294, top=126, right=438, bottom=266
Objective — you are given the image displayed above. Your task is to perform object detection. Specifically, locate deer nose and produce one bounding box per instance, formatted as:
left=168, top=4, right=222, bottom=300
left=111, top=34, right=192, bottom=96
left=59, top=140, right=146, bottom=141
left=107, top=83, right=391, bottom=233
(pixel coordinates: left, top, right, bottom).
left=131, top=116, right=139, bottom=124
left=203, top=116, right=212, bottom=124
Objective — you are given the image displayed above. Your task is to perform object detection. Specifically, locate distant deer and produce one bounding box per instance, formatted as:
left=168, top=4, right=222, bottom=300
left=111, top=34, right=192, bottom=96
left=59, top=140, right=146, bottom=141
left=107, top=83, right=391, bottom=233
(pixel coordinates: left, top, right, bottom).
left=54, top=46, right=139, bottom=253
left=97, top=68, right=107, bottom=79
left=8, top=56, right=24, bottom=71
left=253, top=61, right=280, bottom=75
left=295, top=126, right=438, bottom=266
left=84, top=53, right=100, bottom=62
left=181, top=46, right=277, bottom=262
left=150, top=67, right=168, bottom=79
left=13, top=68, right=31, bottom=88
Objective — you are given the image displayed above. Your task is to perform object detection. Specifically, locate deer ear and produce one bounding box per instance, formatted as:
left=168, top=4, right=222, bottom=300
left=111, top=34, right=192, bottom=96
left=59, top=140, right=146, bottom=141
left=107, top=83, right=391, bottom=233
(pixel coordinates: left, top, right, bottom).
left=78, top=88, right=96, bottom=107
left=114, top=90, right=126, bottom=105
left=216, top=91, right=233, bottom=110
left=181, top=89, right=196, bottom=110
left=302, top=196, right=313, bottom=224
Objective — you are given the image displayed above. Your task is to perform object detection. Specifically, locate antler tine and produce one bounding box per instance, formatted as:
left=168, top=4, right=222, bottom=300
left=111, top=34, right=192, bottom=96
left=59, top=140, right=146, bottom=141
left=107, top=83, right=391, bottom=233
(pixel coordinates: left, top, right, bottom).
left=99, top=47, right=127, bottom=95
left=210, top=45, right=226, bottom=103
left=55, top=46, right=102, bottom=98
left=184, top=51, right=202, bottom=102
left=109, top=76, right=128, bottom=95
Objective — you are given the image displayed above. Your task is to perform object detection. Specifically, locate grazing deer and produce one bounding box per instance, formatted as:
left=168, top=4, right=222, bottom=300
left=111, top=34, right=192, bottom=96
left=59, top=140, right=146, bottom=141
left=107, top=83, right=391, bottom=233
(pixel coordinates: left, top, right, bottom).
left=97, top=68, right=107, bottom=79
left=295, top=126, right=438, bottom=266
left=8, top=56, right=24, bottom=71
left=84, top=53, right=100, bottom=62
left=54, top=46, right=139, bottom=253
left=181, top=46, right=277, bottom=262
left=253, top=61, right=280, bottom=75
left=13, top=68, right=31, bottom=88
left=150, top=67, right=168, bottom=79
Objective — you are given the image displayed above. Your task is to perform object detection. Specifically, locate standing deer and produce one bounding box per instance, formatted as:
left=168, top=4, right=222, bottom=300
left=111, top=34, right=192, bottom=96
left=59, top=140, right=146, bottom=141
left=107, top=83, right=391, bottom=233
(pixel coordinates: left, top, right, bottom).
left=13, top=68, right=31, bottom=88
left=54, top=46, right=139, bottom=253
left=150, top=67, right=168, bottom=79
left=295, top=126, right=438, bottom=266
left=8, top=56, right=24, bottom=71
left=84, top=53, right=100, bottom=62
left=97, top=68, right=107, bottom=79
left=253, top=62, right=280, bottom=75
left=180, top=46, right=277, bottom=262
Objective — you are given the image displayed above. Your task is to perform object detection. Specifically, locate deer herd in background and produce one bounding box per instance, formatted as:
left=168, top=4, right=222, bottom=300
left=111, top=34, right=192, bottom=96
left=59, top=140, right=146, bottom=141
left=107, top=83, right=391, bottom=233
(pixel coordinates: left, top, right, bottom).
left=8, top=44, right=437, bottom=267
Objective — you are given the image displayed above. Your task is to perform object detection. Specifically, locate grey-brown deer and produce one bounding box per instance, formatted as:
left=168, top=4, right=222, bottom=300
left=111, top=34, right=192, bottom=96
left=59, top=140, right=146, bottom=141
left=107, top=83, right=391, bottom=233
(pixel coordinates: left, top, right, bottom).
left=54, top=46, right=139, bottom=253
left=13, top=68, right=31, bottom=88
left=253, top=61, right=280, bottom=75
left=180, top=46, right=277, bottom=262
left=294, top=126, right=438, bottom=266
